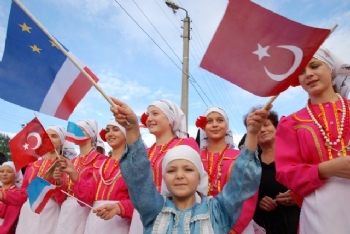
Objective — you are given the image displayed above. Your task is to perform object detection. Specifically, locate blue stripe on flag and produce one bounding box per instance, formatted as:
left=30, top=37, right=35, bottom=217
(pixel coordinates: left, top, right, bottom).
left=27, top=177, right=52, bottom=207
left=0, top=2, right=68, bottom=110
left=67, top=122, right=87, bottom=138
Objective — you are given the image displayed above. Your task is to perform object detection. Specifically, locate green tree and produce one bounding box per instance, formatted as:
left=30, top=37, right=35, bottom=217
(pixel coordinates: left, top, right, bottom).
left=0, top=133, right=11, bottom=160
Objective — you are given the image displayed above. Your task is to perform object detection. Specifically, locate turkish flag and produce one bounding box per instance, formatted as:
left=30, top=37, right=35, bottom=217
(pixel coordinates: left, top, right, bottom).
left=9, top=117, right=55, bottom=171
left=200, top=0, right=331, bottom=97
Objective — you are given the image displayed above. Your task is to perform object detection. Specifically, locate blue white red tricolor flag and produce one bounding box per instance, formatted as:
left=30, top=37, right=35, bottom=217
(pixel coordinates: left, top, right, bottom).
left=0, top=1, right=99, bottom=120
left=66, top=122, right=90, bottom=144
left=27, top=177, right=58, bottom=214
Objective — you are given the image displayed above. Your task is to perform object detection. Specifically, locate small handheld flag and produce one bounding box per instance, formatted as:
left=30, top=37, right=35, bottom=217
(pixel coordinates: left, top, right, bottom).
left=9, top=117, right=55, bottom=171
left=27, top=177, right=58, bottom=214
left=66, top=122, right=90, bottom=144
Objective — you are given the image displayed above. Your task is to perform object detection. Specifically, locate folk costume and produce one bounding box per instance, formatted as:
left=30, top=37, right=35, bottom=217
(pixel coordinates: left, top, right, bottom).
left=275, top=47, right=350, bottom=234
left=55, top=120, right=106, bottom=234
left=199, top=107, right=258, bottom=234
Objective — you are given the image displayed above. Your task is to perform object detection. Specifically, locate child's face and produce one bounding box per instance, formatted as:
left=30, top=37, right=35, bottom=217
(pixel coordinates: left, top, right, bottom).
left=105, top=125, right=125, bottom=149
left=164, top=159, right=200, bottom=199
left=0, top=165, right=15, bottom=185
left=146, top=106, right=172, bottom=137
left=204, top=112, right=227, bottom=141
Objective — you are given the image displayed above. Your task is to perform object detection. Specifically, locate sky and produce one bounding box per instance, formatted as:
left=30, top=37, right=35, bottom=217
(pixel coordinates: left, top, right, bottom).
left=0, top=0, right=349, bottom=151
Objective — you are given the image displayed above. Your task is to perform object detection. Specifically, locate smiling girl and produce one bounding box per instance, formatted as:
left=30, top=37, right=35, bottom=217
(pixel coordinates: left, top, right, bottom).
left=94, top=98, right=264, bottom=233
left=2, top=126, right=66, bottom=234
left=59, top=119, right=133, bottom=234
left=0, top=162, right=22, bottom=234
left=55, top=120, right=106, bottom=234
left=275, top=47, right=350, bottom=234
left=197, top=107, right=259, bottom=234
left=129, top=99, right=199, bottom=233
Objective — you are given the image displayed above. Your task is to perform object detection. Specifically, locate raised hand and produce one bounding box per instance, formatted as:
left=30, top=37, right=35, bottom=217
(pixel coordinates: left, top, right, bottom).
left=110, top=97, right=140, bottom=144
left=246, top=108, right=271, bottom=135
left=110, top=97, right=138, bottom=129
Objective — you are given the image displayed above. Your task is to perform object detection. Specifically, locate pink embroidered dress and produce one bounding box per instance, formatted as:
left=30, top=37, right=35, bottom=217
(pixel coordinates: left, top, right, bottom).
left=73, top=157, right=133, bottom=234
left=128, top=137, right=199, bottom=234
left=275, top=98, right=350, bottom=234
left=201, top=147, right=258, bottom=234
left=3, top=159, right=65, bottom=234
left=0, top=185, right=21, bottom=234
left=55, top=149, right=105, bottom=234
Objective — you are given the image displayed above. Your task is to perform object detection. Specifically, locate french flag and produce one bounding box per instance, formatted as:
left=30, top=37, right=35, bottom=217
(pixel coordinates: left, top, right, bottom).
left=0, top=1, right=98, bottom=120
left=66, top=121, right=90, bottom=144
left=27, top=177, right=58, bottom=214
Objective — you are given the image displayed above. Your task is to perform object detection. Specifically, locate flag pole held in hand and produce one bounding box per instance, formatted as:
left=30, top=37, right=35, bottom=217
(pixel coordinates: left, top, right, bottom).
left=13, top=0, right=129, bottom=125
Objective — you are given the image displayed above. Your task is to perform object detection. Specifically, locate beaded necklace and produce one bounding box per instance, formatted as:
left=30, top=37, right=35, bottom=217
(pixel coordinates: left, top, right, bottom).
left=67, top=148, right=97, bottom=194
left=306, top=94, right=350, bottom=159
left=37, top=158, right=56, bottom=178
left=99, top=157, right=120, bottom=185
left=206, top=144, right=229, bottom=194
left=148, top=137, right=177, bottom=169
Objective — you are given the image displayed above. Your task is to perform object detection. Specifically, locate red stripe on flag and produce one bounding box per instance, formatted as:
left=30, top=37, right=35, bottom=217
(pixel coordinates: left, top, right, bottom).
left=34, top=188, right=58, bottom=214
left=55, top=67, right=99, bottom=119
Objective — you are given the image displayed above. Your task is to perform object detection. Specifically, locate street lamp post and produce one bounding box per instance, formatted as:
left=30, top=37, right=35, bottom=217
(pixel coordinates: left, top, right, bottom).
left=165, top=0, right=190, bottom=131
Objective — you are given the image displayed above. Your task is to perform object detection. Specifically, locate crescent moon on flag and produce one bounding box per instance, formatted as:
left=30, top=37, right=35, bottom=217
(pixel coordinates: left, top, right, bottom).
left=27, top=132, right=42, bottom=150
left=264, top=45, right=303, bottom=82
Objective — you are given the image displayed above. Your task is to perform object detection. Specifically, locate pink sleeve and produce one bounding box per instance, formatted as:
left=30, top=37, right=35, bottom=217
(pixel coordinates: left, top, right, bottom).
left=73, top=170, right=97, bottom=207
left=275, top=116, right=325, bottom=197
left=118, top=199, right=134, bottom=221
left=1, top=166, right=33, bottom=206
left=232, top=190, right=258, bottom=233
left=0, top=205, right=21, bottom=234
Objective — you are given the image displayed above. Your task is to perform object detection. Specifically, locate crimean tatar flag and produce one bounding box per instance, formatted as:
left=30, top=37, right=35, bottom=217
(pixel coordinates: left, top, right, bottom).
left=200, top=0, right=331, bottom=97
left=27, top=177, right=58, bottom=214
left=66, top=122, right=90, bottom=145
left=0, top=1, right=99, bottom=119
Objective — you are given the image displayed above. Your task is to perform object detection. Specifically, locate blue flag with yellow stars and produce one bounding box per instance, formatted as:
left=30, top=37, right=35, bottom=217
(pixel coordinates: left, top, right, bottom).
left=0, top=1, right=98, bottom=120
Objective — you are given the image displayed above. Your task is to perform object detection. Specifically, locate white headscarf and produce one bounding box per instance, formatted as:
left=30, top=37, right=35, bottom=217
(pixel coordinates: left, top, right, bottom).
left=161, top=145, right=208, bottom=198
left=77, top=119, right=100, bottom=148
left=199, top=107, right=234, bottom=150
left=1, top=161, right=23, bottom=188
left=46, top=125, right=66, bottom=146
left=314, top=46, right=350, bottom=97
left=106, top=118, right=126, bottom=137
left=62, top=141, right=78, bottom=159
left=149, top=100, right=188, bottom=138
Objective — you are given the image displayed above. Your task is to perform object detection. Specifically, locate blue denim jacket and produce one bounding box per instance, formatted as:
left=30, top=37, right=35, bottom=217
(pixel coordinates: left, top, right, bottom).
left=120, top=137, right=261, bottom=234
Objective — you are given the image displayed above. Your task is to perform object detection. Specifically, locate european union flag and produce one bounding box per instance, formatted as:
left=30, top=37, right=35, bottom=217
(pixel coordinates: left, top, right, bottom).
left=0, top=1, right=98, bottom=120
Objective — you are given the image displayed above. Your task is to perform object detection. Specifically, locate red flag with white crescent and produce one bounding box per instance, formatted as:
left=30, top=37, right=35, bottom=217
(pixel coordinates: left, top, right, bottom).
left=9, top=117, right=55, bottom=171
left=200, top=0, right=331, bottom=96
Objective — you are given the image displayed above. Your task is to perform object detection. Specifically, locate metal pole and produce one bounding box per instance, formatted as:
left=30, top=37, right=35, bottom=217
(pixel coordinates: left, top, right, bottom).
left=181, top=12, right=190, bottom=131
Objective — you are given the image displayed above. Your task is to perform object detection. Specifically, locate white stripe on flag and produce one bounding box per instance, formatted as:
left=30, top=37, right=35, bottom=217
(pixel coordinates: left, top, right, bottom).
left=31, top=185, right=56, bottom=212
left=40, top=52, right=85, bottom=116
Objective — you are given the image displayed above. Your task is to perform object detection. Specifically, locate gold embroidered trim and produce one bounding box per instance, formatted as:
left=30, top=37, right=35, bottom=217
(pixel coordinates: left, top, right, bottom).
left=294, top=125, right=324, bottom=162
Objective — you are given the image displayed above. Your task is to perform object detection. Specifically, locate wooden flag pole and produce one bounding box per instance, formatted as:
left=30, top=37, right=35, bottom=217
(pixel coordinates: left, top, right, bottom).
left=60, top=190, right=93, bottom=209
left=263, top=23, right=338, bottom=110
left=13, top=0, right=117, bottom=109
